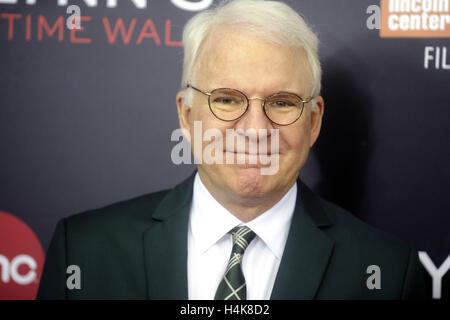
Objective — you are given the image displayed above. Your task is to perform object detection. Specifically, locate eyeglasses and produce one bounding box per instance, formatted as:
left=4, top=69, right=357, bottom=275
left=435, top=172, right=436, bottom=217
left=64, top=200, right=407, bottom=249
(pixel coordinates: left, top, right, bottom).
left=186, top=84, right=313, bottom=126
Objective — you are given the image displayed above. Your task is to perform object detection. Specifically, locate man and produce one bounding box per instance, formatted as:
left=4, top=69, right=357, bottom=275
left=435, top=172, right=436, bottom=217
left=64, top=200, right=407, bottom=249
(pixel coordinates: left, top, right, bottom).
left=37, top=0, right=426, bottom=300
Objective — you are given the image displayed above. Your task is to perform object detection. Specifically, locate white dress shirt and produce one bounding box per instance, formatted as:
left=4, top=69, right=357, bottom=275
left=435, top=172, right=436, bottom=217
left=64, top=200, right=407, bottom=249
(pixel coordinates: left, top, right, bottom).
left=188, top=173, right=297, bottom=300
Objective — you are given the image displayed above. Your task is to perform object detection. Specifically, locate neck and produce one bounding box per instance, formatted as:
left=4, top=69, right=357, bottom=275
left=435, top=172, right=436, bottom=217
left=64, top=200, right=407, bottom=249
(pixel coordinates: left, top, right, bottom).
left=197, top=170, right=295, bottom=222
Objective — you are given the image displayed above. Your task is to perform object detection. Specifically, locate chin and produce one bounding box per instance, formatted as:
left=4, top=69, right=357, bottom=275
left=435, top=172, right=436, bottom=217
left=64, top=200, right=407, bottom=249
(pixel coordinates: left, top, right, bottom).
left=231, top=166, right=275, bottom=199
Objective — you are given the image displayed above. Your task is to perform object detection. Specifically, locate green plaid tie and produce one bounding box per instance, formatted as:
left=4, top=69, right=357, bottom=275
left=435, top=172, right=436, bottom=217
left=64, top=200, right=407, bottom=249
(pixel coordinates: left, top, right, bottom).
left=214, top=226, right=256, bottom=300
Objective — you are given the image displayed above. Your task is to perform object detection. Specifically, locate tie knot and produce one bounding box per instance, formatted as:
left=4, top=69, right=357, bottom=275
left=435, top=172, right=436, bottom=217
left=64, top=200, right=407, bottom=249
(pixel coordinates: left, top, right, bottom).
left=230, top=226, right=256, bottom=254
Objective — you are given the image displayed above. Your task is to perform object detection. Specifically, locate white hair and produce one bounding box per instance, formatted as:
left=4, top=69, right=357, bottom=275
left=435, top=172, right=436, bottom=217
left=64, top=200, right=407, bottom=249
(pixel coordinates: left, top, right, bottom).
left=180, top=0, right=322, bottom=108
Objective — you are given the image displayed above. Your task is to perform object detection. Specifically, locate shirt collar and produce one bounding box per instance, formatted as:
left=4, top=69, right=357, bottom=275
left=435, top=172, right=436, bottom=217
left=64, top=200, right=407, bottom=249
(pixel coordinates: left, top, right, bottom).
left=189, top=172, right=297, bottom=259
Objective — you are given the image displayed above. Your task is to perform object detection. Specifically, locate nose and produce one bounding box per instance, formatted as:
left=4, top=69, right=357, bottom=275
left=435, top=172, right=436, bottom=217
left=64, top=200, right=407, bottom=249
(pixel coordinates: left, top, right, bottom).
left=234, top=97, right=274, bottom=135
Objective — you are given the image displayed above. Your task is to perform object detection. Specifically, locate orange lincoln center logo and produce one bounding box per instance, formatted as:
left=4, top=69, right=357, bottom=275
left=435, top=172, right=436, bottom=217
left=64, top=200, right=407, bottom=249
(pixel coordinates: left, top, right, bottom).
left=381, top=0, right=450, bottom=37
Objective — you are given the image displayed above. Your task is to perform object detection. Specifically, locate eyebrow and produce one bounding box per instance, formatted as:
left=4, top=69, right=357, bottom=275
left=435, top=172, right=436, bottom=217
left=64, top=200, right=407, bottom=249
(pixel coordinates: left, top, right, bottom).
left=212, top=86, right=308, bottom=99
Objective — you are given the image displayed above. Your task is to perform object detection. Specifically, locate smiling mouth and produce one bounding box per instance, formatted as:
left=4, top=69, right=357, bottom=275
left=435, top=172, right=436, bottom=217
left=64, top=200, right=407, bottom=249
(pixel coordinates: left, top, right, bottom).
left=225, top=151, right=278, bottom=156
left=223, top=150, right=279, bottom=166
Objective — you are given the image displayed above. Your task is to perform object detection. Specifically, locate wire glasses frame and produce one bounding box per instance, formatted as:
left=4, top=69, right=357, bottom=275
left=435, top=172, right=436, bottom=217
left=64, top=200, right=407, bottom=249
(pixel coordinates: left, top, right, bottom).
left=186, top=84, right=314, bottom=126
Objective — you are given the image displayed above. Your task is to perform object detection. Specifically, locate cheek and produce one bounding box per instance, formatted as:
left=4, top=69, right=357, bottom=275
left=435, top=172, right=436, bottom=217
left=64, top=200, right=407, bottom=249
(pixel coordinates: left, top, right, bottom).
left=189, top=106, right=206, bottom=124
left=280, top=121, right=311, bottom=155
left=188, top=109, right=233, bottom=153
left=189, top=108, right=211, bottom=138
left=277, top=126, right=311, bottom=177
left=189, top=106, right=225, bottom=129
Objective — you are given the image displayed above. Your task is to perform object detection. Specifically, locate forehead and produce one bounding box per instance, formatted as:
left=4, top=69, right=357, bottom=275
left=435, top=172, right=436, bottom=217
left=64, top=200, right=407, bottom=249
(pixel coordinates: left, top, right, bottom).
left=193, top=28, right=312, bottom=95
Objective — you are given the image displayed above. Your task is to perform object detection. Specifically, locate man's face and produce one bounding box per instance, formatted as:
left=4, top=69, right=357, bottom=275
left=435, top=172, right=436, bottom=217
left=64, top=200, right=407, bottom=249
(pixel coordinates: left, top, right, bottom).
left=177, top=28, right=324, bottom=204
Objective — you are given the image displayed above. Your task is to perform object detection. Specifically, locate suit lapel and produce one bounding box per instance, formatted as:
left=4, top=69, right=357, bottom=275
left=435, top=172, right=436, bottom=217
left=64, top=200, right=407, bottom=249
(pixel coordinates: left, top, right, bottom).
left=143, top=173, right=335, bottom=300
left=143, top=173, right=195, bottom=299
left=270, top=180, right=335, bottom=300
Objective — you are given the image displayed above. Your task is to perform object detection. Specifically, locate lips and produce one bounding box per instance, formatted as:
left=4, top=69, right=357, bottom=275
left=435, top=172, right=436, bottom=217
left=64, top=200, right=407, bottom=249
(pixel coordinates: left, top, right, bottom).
left=225, top=143, right=276, bottom=155
left=223, top=150, right=278, bottom=166
left=225, top=150, right=277, bottom=156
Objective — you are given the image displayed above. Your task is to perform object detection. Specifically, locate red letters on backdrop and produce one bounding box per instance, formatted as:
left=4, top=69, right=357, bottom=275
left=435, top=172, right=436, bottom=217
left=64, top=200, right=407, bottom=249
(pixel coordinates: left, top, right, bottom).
left=0, top=13, right=182, bottom=46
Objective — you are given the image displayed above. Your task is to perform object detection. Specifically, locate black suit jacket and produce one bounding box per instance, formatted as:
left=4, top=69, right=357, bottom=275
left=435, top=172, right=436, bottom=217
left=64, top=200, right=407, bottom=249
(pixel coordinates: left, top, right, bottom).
left=37, top=172, right=427, bottom=299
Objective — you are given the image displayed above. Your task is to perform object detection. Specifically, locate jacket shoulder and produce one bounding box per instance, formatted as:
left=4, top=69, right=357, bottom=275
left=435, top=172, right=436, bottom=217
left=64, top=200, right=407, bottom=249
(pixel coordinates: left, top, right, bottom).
left=319, top=197, right=410, bottom=250
left=65, top=189, right=169, bottom=232
left=42, top=189, right=171, bottom=299
left=316, top=197, right=427, bottom=299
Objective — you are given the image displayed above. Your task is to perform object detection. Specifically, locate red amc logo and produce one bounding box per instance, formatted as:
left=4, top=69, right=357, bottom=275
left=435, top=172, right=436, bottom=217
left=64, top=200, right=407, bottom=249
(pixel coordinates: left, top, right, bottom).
left=0, top=211, right=45, bottom=300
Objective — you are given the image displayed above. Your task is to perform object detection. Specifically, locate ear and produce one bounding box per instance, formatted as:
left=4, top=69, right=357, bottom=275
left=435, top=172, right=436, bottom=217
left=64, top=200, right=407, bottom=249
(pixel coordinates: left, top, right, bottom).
left=176, top=90, right=192, bottom=143
left=309, top=96, right=324, bottom=147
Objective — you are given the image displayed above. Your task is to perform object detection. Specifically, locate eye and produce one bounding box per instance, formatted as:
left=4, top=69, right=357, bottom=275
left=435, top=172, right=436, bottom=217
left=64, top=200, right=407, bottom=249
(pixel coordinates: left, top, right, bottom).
left=273, top=100, right=291, bottom=107
left=266, top=94, right=301, bottom=110
left=270, top=99, right=296, bottom=108
left=214, top=97, right=237, bottom=105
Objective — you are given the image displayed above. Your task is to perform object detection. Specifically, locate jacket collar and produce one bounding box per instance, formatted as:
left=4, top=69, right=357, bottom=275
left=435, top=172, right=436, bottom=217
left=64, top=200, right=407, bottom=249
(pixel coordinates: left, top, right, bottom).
left=269, top=179, right=335, bottom=299
left=143, top=173, right=195, bottom=299
left=143, top=172, right=335, bottom=300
